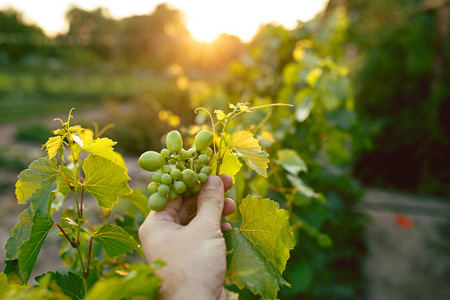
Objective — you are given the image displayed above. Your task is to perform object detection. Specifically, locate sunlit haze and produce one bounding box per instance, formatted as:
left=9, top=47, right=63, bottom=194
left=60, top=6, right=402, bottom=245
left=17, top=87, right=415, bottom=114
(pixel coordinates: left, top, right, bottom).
left=0, top=0, right=328, bottom=42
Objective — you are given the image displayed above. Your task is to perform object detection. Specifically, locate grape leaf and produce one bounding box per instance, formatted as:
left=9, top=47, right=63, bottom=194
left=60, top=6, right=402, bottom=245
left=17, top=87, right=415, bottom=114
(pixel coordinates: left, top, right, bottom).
left=5, top=207, right=33, bottom=259
left=231, top=130, right=269, bottom=177
left=58, top=165, right=75, bottom=197
left=224, top=195, right=295, bottom=299
left=92, top=224, right=143, bottom=259
left=120, top=190, right=150, bottom=217
left=43, top=136, right=64, bottom=159
left=85, top=264, right=161, bottom=300
left=210, top=149, right=242, bottom=183
left=277, top=149, right=307, bottom=175
left=0, top=272, right=9, bottom=297
left=35, top=271, right=84, bottom=300
left=83, top=138, right=117, bottom=162
left=287, top=174, right=318, bottom=199
left=4, top=213, right=54, bottom=285
left=83, top=155, right=132, bottom=209
left=15, top=157, right=60, bottom=216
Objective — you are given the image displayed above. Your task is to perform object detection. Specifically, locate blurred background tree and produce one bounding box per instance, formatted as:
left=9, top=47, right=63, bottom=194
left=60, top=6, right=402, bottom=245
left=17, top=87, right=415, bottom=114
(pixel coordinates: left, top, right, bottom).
left=326, top=0, right=450, bottom=196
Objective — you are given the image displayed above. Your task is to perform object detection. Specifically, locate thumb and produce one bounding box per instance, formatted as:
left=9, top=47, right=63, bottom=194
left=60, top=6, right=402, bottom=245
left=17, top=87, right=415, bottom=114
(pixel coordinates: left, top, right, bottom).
left=195, top=175, right=225, bottom=225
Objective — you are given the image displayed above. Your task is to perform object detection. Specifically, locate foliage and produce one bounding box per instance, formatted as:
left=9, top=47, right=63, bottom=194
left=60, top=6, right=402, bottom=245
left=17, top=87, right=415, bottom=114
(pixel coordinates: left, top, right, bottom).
left=187, top=10, right=367, bottom=299
left=2, top=103, right=303, bottom=299
left=328, top=0, right=450, bottom=196
left=1, top=111, right=150, bottom=298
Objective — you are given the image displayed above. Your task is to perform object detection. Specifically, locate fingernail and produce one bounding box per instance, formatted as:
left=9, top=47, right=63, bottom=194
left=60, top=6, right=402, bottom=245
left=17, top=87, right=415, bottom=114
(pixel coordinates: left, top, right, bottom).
left=203, top=175, right=222, bottom=190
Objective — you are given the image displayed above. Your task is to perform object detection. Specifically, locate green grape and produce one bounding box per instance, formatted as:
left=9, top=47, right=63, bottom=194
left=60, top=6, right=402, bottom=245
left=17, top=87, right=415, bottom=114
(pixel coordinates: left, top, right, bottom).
left=203, top=147, right=213, bottom=156
left=168, top=158, right=177, bottom=165
left=190, top=182, right=201, bottom=194
left=170, top=168, right=181, bottom=180
left=166, top=130, right=183, bottom=153
left=161, top=165, right=172, bottom=174
left=180, top=149, right=189, bottom=160
left=152, top=172, right=162, bottom=183
left=161, top=174, right=173, bottom=185
left=148, top=182, right=159, bottom=194
left=161, top=148, right=170, bottom=158
left=168, top=190, right=178, bottom=200
left=200, top=166, right=212, bottom=176
left=158, top=184, right=170, bottom=196
left=138, top=151, right=165, bottom=172
left=182, top=190, right=193, bottom=199
left=148, top=193, right=168, bottom=211
left=194, top=162, right=202, bottom=172
left=181, top=169, right=198, bottom=187
left=194, top=130, right=213, bottom=151
left=173, top=181, right=187, bottom=194
left=187, top=148, right=196, bottom=157
left=198, top=173, right=208, bottom=184
left=198, top=154, right=209, bottom=165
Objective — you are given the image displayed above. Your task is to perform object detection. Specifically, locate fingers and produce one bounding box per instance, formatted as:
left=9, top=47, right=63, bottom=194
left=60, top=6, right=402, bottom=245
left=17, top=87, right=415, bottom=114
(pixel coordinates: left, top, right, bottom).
left=220, top=222, right=232, bottom=231
left=194, top=175, right=225, bottom=225
left=222, top=198, right=236, bottom=218
left=219, top=174, right=233, bottom=192
left=178, top=174, right=233, bottom=224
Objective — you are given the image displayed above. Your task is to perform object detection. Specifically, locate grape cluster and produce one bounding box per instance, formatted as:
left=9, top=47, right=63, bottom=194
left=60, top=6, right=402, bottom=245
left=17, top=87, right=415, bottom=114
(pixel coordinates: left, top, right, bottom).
left=138, top=129, right=214, bottom=211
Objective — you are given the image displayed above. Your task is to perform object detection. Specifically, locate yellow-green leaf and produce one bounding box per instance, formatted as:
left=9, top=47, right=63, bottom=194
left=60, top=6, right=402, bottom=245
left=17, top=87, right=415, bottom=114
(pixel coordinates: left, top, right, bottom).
left=232, top=130, right=269, bottom=177
left=15, top=157, right=60, bottom=216
left=43, top=136, right=64, bottom=159
left=85, top=264, right=161, bottom=300
left=83, top=138, right=117, bottom=162
left=83, top=155, right=132, bottom=209
left=210, top=149, right=242, bottom=183
left=306, top=67, right=322, bottom=87
left=224, top=195, right=295, bottom=299
left=214, top=109, right=227, bottom=121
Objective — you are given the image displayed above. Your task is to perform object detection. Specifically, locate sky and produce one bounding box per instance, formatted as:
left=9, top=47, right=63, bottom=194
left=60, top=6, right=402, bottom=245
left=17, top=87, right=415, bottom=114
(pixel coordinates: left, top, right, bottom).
left=0, top=0, right=328, bottom=42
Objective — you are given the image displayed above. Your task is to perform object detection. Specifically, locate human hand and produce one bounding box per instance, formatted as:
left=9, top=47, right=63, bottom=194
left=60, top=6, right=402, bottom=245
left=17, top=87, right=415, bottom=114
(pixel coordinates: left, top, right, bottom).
left=139, top=174, right=236, bottom=300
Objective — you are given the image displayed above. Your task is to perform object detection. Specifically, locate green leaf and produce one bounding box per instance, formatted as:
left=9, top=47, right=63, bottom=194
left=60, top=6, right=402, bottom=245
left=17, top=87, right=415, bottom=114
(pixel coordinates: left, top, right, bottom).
left=277, top=149, right=307, bottom=175
left=295, top=95, right=314, bottom=122
left=83, top=138, right=117, bottom=162
left=5, top=207, right=33, bottom=259
left=85, top=264, right=161, bottom=300
left=287, top=174, right=318, bottom=199
left=231, top=130, right=269, bottom=177
left=15, top=157, right=60, bottom=216
left=92, top=224, right=143, bottom=259
left=119, top=190, right=150, bottom=217
left=35, top=271, right=84, bottom=300
left=210, top=149, right=242, bottom=183
left=58, top=166, right=75, bottom=197
left=83, top=155, right=132, bottom=209
left=4, top=213, right=54, bottom=285
left=224, top=195, right=295, bottom=299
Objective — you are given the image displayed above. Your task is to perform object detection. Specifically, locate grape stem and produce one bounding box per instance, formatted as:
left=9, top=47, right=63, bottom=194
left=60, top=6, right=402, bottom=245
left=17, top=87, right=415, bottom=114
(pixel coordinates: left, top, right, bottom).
left=56, top=224, right=77, bottom=248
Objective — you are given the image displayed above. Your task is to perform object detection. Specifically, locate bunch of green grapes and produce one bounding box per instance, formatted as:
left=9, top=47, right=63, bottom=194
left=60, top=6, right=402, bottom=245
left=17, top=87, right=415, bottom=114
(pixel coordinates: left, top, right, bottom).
left=138, top=129, right=214, bottom=211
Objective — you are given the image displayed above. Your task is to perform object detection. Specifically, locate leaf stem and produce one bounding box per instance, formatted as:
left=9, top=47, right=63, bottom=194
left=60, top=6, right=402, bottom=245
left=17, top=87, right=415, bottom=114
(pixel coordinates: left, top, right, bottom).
left=84, top=236, right=93, bottom=279
left=56, top=224, right=77, bottom=248
left=80, top=184, right=85, bottom=214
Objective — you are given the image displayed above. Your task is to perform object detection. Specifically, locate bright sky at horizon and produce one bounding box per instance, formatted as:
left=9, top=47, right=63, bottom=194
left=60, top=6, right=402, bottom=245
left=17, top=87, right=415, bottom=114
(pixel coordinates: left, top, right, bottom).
left=0, top=0, right=328, bottom=41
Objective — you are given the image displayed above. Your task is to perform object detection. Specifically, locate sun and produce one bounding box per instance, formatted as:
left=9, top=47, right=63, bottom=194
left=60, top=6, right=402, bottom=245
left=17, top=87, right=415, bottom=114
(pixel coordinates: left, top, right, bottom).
left=187, top=19, right=222, bottom=42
